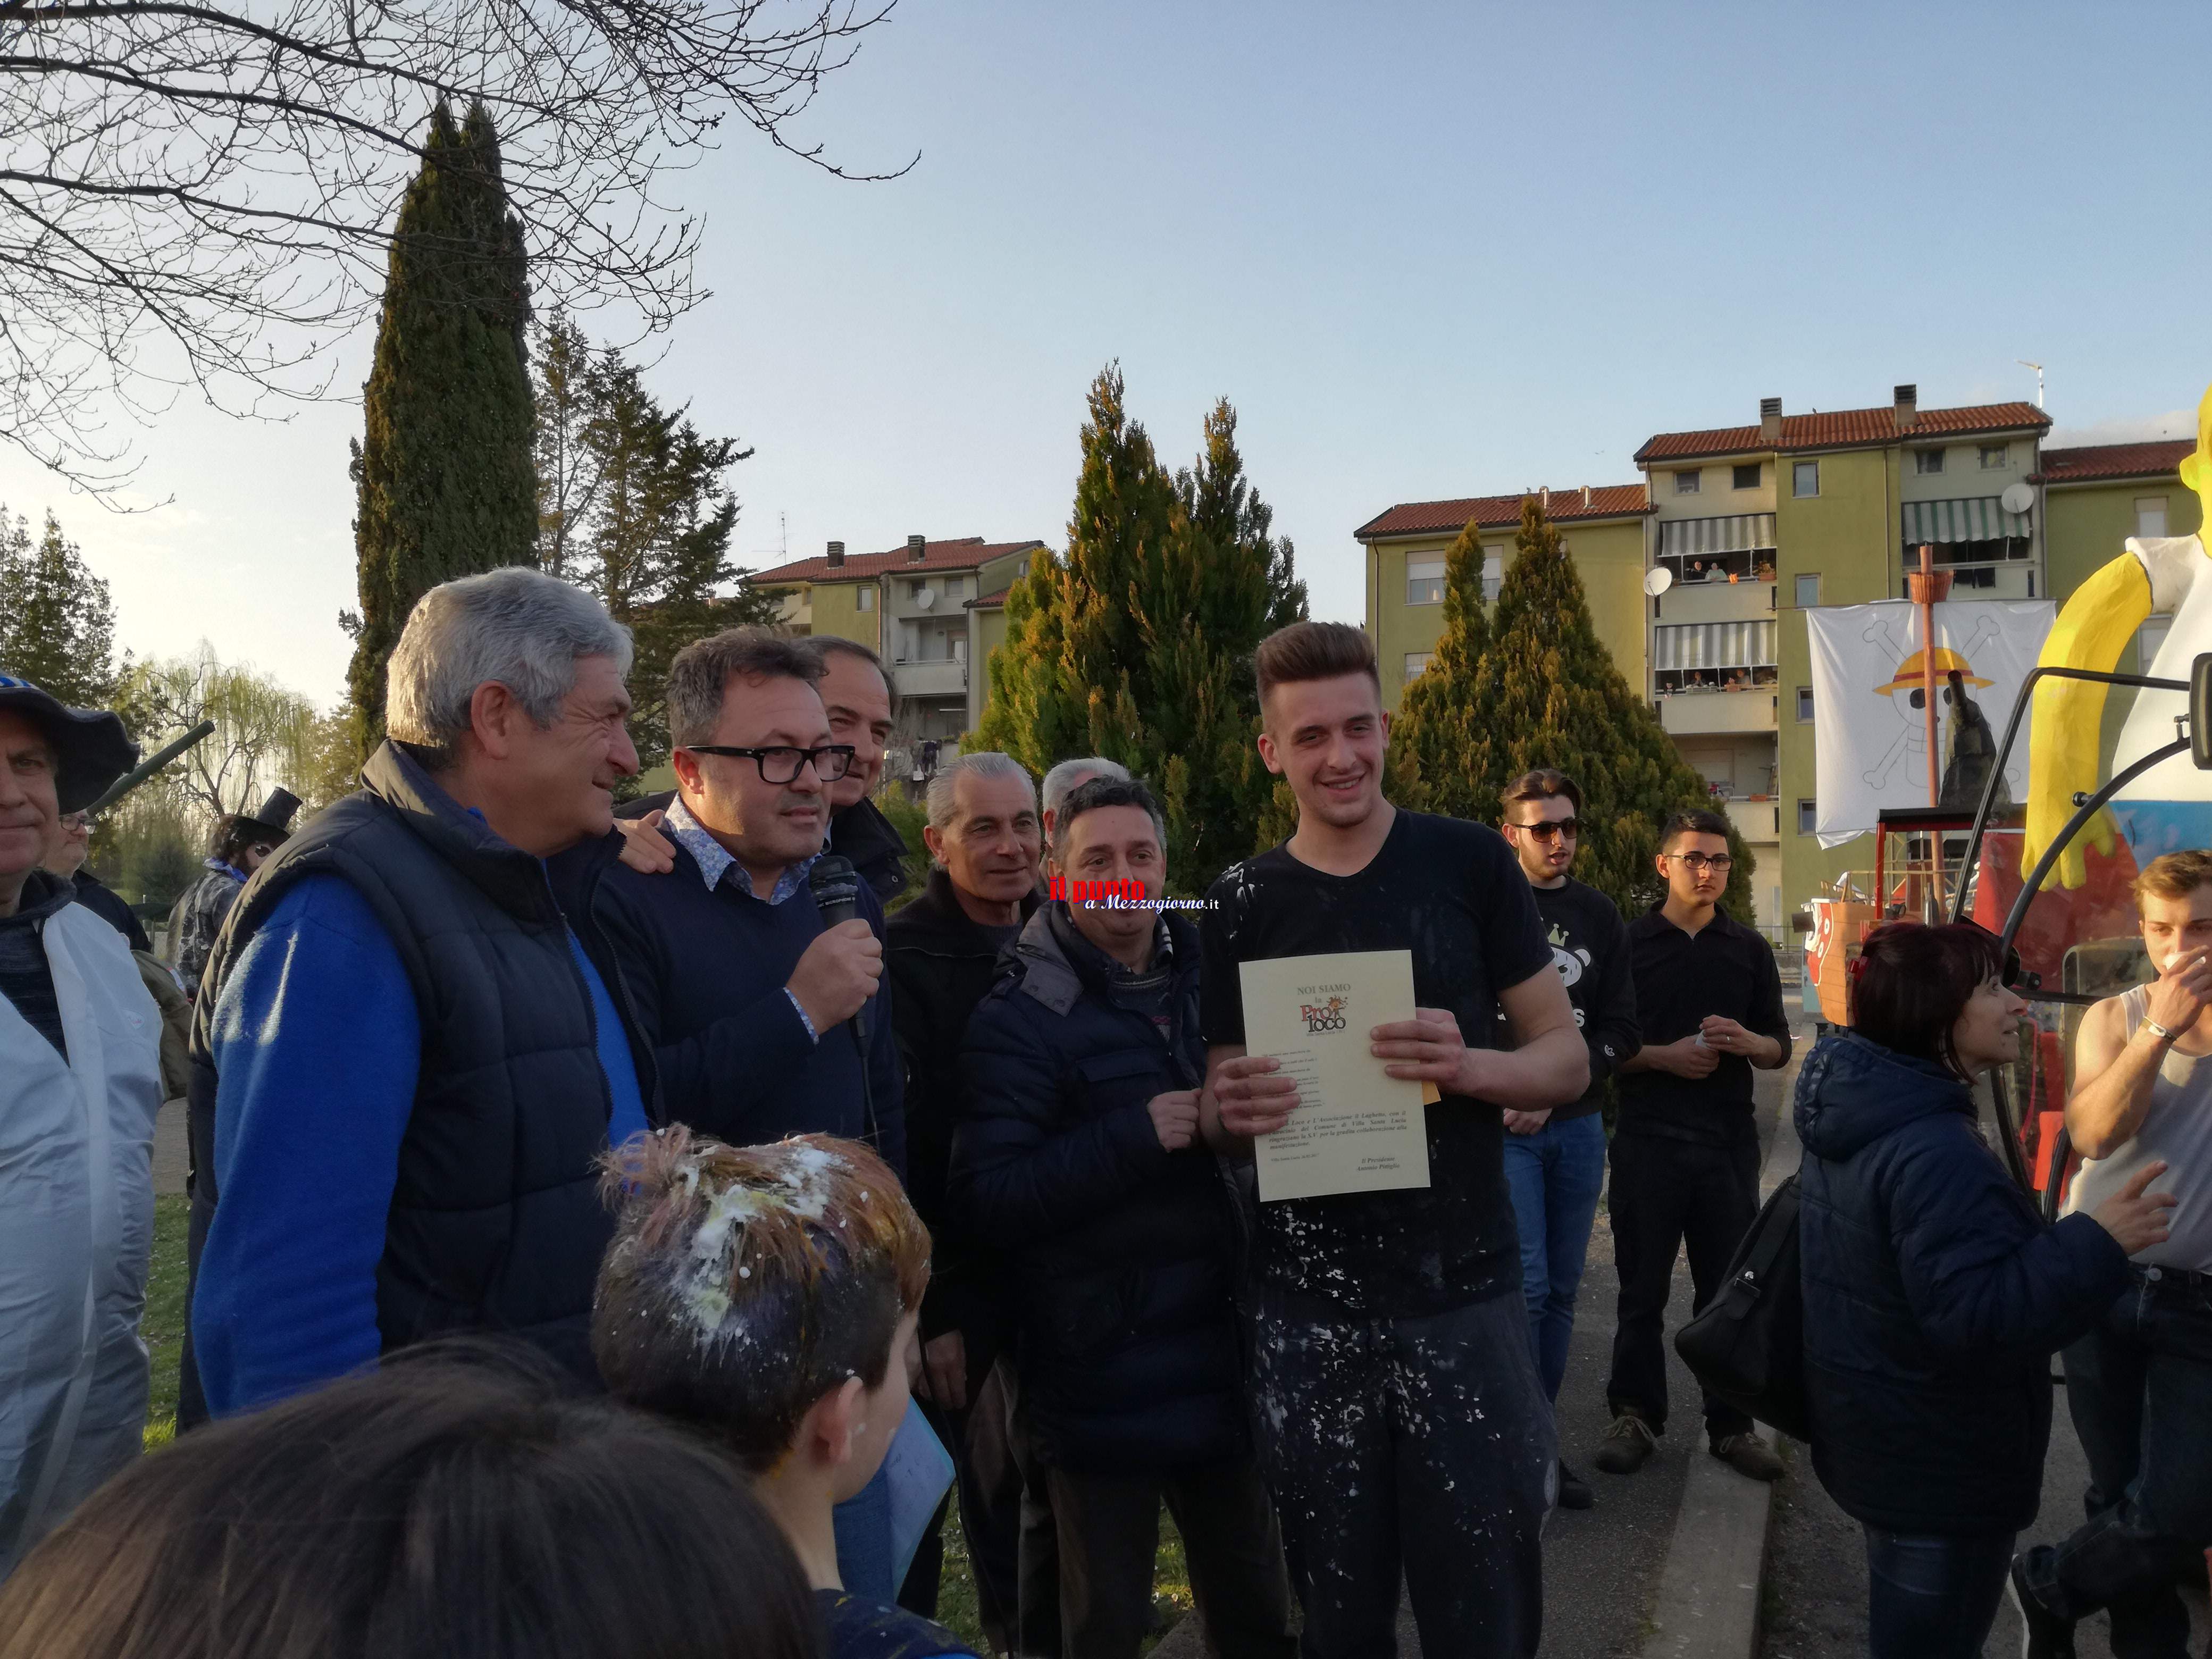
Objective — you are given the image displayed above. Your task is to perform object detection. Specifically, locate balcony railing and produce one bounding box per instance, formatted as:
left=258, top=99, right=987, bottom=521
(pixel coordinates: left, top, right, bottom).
left=892, top=659, right=969, bottom=698
left=1658, top=689, right=1779, bottom=735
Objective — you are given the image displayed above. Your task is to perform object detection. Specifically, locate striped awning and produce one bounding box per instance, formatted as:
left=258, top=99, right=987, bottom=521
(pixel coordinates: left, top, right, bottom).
left=1658, top=514, right=1778, bottom=559
left=1900, top=497, right=2031, bottom=544
left=1653, top=620, right=1777, bottom=671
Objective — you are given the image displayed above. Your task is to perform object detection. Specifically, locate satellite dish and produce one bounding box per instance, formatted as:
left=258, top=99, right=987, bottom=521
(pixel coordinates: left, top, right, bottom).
left=915, top=588, right=936, bottom=609
left=1644, top=566, right=1675, bottom=597
left=2000, top=482, right=2034, bottom=516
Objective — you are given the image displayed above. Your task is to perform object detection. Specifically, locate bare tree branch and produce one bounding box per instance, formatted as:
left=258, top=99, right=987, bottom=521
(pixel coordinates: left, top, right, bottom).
left=0, top=0, right=910, bottom=494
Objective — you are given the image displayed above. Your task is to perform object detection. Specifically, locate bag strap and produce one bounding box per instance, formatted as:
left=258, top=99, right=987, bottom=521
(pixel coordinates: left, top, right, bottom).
left=1733, top=1175, right=1799, bottom=1288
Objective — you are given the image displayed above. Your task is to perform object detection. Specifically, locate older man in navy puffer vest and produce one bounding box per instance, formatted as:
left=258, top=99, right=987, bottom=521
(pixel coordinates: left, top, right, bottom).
left=182, top=569, right=657, bottom=1424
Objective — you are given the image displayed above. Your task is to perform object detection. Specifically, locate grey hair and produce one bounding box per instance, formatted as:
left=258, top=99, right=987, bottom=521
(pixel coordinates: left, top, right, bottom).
left=1054, top=775, right=1167, bottom=856
left=386, top=568, right=633, bottom=768
left=924, top=752, right=1036, bottom=856
left=664, top=627, right=822, bottom=748
left=1041, top=756, right=1130, bottom=834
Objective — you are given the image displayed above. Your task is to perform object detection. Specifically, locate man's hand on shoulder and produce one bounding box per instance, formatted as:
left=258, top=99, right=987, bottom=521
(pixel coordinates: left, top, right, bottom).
left=614, top=811, right=678, bottom=875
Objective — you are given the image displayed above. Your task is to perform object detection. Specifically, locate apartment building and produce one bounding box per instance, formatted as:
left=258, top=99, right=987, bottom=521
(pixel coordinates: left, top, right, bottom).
left=749, top=534, right=1047, bottom=741
left=1638, top=386, right=2050, bottom=927
left=1354, top=484, right=1652, bottom=710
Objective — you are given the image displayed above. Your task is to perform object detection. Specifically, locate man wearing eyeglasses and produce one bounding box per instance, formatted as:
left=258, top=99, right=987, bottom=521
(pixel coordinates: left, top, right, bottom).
left=588, top=627, right=902, bottom=1170
left=1596, top=808, right=1790, bottom=1485
left=1496, top=770, right=1640, bottom=1513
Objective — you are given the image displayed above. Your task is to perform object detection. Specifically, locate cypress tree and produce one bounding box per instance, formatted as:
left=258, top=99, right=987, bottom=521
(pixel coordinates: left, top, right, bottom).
left=1392, top=516, right=1493, bottom=819
left=346, top=100, right=537, bottom=752
left=976, top=366, right=1309, bottom=893
left=1393, top=496, right=1756, bottom=921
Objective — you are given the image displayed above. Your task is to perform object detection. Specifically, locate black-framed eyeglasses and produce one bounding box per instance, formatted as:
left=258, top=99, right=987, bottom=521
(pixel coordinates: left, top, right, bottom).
left=683, top=744, right=857, bottom=784
left=1513, top=818, right=1579, bottom=842
left=1669, top=852, right=1733, bottom=873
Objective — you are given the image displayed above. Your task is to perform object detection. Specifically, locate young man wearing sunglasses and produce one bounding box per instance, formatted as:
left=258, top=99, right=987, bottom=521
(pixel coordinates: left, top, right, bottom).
left=1597, top=808, right=1790, bottom=1485
left=588, top=627, right=902, bottom=1170
left=1497, top=770, right=1640, bottom=1513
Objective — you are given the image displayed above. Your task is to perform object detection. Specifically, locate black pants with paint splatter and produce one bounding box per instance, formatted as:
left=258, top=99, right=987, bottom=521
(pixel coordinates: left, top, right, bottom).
left=1247, top=1283, right=1555, bottom=1658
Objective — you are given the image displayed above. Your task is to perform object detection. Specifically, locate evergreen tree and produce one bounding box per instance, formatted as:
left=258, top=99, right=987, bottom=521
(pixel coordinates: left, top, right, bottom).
left=345, top=100, right=537, bottom=753
left=1393, top=516, right=1493, bottom=819
left=976, top=367, right=1308, bottom=893
left=0, top=507, right=118, bottom=708
left=528, top=311, right=773, bottom=774
left=1393, top=497, right=1756, bottom=921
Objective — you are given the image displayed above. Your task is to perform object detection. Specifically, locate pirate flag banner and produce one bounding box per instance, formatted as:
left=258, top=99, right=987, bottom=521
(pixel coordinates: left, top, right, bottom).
left=1805, top=598, right=2055, bottom=849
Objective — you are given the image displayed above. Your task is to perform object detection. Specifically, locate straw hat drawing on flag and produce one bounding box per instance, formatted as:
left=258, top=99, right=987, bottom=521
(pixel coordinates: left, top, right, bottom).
left=1857, top=619, right=2000, bottom=789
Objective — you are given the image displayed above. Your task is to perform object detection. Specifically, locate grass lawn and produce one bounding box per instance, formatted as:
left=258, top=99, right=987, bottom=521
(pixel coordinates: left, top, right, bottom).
left=134, top=1193, right=1197, bottom=1652
left=142, top=1194, right=189, bottom=1449
left=933, top=1503, right=1194, bottom=1655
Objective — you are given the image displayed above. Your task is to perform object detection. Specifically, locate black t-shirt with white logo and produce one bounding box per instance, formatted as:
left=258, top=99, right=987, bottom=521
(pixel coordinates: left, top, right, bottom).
left=1199, top=808, right=1553, bottom=1316
left=1494, top=877, right=1639, bottom=1122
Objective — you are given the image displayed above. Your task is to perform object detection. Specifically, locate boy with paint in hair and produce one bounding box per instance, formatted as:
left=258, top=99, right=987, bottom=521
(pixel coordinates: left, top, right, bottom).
left=592, top=1128, right=980, bottom=1659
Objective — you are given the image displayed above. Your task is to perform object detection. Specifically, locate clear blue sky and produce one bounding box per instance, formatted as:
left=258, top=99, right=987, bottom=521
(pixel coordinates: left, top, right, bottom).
left=6, top=0, right=2210, bottom=707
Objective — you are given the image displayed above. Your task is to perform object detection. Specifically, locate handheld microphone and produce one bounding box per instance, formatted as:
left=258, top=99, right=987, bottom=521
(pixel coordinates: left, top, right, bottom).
left=807, top=854, right=879, bottom=1150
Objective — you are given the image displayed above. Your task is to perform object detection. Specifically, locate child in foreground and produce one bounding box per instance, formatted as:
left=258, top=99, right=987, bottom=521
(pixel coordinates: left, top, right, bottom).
left=593, top=1127, right=980, bottom=1659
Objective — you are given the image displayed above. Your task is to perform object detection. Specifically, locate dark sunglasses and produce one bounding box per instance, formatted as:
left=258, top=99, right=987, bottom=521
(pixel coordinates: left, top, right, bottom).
left=683, top=744, right=857, bottom=785
left=1513, top=818, right=1579, bottom=842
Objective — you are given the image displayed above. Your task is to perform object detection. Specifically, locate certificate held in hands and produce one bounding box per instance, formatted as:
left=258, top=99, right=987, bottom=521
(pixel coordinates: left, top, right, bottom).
left=1237, top=949, right=1432, bottom=1203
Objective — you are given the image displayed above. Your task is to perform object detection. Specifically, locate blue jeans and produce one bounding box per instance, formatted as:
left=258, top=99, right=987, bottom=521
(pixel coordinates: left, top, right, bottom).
left=1863, top=1527, right=2015, bottom=1658
left=1501, top=1112, right=1607, bottom=1403
left=2023, top=1265, right=2212, bottom=1658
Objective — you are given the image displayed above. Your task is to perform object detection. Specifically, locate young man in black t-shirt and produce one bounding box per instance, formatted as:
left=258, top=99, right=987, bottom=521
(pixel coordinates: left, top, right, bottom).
left=1496, top=769, right=1640, bottom=1515
left=1199, top=623, right=1588, bottom=1659
left=1597, top=809, right=1790, bottom=1486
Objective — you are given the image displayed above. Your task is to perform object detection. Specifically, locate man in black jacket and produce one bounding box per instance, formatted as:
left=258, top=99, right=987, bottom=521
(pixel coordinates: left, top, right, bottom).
left=1497, top=768, right=1640, bottom=1513
left=885, top=749, right=1045, bottom=1648
left=615, top=636, right=910, bottom=903
left=1598, top=808, right=1790, bottom=1485
left=953, top=778, right=1295, bottom=1659
left=184, top=569, right=657, bottom=1428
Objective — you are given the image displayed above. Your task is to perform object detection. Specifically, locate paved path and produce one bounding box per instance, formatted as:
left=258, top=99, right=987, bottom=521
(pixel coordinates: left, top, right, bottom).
left=154, top=1095, right=188, bottom=1197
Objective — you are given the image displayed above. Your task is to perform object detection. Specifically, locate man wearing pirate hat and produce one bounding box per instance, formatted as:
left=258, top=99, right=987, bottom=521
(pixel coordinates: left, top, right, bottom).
left=0, top=673, right=164, bottom=1576
left=169, top=785, right=301, bottom=999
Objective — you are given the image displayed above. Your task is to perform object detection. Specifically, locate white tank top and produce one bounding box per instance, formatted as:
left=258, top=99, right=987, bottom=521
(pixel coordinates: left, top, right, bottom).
left=2063, top=986, right=2212, bottom=1270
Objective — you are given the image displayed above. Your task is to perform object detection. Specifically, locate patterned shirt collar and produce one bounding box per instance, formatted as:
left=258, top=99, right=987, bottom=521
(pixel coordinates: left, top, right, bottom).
left=664, top=795, right=823, bottom=906
left=203, top=857, right=247, bottom=883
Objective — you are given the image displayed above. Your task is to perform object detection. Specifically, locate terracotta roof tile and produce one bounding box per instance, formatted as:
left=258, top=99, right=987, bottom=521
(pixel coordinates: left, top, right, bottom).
left=966, top=585, right=1012, bottom=609
left=2037, top=439, right=2194, bottom=485
left=751, top=537, right=1046, bottom=585
left=1635, top=401, right=2049, bottom=464
left=1354, top=484, right=1648, bottom=542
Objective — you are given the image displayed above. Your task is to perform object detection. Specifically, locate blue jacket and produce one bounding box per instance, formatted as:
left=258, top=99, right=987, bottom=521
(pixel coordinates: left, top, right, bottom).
left=950, top=907, right=1245, bottom=1475
left=1795, top=1032, right=2129, bottom=1534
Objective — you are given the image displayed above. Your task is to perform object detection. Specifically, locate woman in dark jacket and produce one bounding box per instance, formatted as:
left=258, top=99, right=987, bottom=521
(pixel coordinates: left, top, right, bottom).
left=1796, top=922, right=2173, bottom=1657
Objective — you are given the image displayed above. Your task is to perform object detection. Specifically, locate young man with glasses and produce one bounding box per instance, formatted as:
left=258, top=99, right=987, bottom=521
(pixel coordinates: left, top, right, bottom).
left=1597, top=808, right=1789, bottom=1485
left=588, top=629, right=902, bottom=1169
left=1497, top=770, right=1640, bottom=1513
